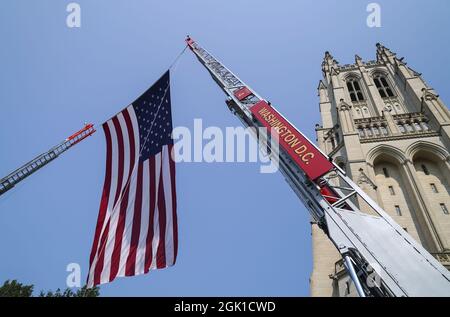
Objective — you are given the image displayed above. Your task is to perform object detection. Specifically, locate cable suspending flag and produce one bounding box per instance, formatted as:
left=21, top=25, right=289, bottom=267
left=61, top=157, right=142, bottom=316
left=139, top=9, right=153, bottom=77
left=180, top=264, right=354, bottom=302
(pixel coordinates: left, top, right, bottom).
left=87, top=71, right=177, bottom=287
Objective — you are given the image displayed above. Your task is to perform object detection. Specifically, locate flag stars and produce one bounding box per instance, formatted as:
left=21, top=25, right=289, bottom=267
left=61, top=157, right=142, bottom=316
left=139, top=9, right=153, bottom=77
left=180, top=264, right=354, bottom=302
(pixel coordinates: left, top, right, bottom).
left=132, top=76, right=172, bottom=160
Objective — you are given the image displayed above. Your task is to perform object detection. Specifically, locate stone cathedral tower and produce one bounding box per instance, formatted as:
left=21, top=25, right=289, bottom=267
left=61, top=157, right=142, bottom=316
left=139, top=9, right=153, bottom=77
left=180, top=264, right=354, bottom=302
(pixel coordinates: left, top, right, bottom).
left=310, top=43, right=450, bottom=297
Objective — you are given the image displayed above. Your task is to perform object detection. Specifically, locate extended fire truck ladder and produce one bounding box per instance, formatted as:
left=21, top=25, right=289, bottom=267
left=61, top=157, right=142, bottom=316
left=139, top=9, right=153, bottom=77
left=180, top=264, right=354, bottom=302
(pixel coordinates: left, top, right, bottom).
left=185, top=37, right=450, bottom=297
left=0, top=124, right=96, bottom=196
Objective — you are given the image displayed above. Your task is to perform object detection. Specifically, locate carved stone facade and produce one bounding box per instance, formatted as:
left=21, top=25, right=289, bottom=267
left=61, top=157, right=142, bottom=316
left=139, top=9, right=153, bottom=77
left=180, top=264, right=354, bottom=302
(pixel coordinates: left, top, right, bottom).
left=310, top=44, right=450, bottom=297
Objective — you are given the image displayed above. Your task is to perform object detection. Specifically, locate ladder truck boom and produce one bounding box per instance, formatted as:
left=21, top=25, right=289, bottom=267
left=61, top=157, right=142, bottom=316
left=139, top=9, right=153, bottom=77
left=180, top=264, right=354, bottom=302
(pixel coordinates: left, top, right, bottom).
left=185, top=36, right=450, bottom=297
left=0, top=123, right=96, bottom=196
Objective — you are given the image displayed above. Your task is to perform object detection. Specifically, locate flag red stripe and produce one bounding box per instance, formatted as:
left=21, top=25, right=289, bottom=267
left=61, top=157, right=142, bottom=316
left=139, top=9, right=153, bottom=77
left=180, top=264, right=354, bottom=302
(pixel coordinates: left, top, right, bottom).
left=125, top=161, right=144, bottom=276
left=156, top=158, right=167, bottom=269
left=93, top=116, right=126, bottom=285
left=112, top=117, right=125, bottom=207
left=169, top=144, right=178, bottom=264
left=144, top=156, right=156, bottom=273
left=89, top=123, right=113, bottom=266
left=109, top=110, right=136, bottom=281
left=94, top=218, right=110, bottom=285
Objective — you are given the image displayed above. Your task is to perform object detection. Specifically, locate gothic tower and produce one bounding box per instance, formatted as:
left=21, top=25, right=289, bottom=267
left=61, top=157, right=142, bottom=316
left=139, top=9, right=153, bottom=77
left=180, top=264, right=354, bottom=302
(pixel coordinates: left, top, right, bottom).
left=310, top=44, right=450, bottom=297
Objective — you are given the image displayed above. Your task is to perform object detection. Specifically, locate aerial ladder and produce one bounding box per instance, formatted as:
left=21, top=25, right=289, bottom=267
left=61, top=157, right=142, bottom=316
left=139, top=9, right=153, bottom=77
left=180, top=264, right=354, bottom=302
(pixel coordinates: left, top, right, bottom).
left=185, top=36, right=450, bottom=297
left=0, top=124, right=96, bottom=196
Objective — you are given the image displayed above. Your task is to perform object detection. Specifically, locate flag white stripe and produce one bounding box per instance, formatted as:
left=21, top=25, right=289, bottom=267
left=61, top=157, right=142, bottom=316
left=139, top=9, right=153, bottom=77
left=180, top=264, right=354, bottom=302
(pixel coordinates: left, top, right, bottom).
left=117, top=107, right=141, bottom=277
left=150, top=152, right=161, bottom=270
left=135, top=159, right=150, bottom=275
left=101, top=111, right=131, bottom=283
left=87, top=119, right=119, bottom=287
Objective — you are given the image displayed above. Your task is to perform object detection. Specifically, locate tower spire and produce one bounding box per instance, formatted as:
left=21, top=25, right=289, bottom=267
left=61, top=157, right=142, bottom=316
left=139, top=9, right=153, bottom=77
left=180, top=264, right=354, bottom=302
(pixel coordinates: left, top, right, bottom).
left=376, top=43, right=397, bottom=63
left=322, top=51, right=339, bottom=75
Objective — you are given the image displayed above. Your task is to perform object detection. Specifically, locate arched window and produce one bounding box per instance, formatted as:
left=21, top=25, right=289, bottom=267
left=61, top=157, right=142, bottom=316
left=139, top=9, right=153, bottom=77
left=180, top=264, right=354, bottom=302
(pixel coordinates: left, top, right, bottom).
left=421, top=164, right=430, bottom=175
left=346, top=78, right=365, bottom=102
left=373, top=74, right=395, bottom=98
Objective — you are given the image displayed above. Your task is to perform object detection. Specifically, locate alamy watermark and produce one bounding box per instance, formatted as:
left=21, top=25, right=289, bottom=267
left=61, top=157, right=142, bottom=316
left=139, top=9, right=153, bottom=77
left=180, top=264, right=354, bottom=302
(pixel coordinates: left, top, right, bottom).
left=66, top=2, right=81, bottom=28
left=367, top=3, right=381, bottom=28
left=172, top=119, right=280, bottom=174
left=66, top=262, right=81, bottom=287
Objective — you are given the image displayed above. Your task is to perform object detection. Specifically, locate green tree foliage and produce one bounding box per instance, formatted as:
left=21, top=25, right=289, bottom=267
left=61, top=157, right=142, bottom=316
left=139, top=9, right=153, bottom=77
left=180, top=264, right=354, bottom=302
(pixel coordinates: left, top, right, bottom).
left=0, top=280, right=34, bottom=297
left=0, top=280, right=99, bottom=297
left=39, top=285, right=100, bottom=297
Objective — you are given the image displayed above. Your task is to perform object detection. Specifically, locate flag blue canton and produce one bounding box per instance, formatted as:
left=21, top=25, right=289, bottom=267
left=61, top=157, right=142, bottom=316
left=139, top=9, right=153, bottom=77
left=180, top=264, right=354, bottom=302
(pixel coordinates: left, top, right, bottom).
left=132, top=71, right=173, bottom=161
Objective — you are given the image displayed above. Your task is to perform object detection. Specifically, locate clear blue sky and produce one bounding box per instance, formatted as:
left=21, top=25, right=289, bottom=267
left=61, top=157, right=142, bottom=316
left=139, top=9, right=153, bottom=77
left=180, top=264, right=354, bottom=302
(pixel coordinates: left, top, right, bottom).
left=1, top=0, right=449, bottom=296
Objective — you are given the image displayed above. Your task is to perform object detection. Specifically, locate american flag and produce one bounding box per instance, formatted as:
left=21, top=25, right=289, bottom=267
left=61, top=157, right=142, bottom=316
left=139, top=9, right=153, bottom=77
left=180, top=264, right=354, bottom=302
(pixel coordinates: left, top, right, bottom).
left=87, top=70, right=177, bottom=287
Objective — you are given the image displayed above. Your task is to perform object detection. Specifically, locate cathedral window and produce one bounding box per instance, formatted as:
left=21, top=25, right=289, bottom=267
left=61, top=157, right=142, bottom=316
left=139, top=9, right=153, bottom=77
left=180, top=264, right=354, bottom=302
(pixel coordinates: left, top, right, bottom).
left=374, top=74, right=395, bottom=98
left=347, top=78, right=365, bottom=102
left=421, top=164, right=430, bottom=175
left=395, top=205, right=402, bottom=216
left=398, top=123, right=406, bottom=133
left=430, top=183, right=438, bottom=193
left=389, top=186, right=395, bottom=195
left=380, top=125, right=388, bottom=136
left=383, top=168, right=389, bottom=178
left=441, top=203, right=449, bottom=215
left=345, top=281, right=351, bottom=295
